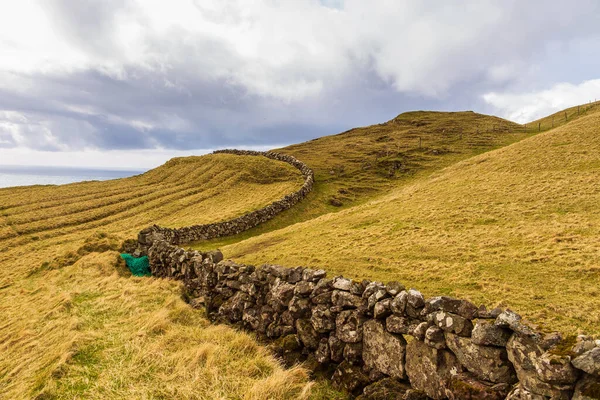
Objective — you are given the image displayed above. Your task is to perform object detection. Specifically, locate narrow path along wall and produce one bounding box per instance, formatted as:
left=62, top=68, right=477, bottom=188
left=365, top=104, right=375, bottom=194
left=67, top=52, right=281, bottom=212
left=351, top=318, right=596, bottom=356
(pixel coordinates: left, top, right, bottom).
left=135, top=151, right=600, bottom=400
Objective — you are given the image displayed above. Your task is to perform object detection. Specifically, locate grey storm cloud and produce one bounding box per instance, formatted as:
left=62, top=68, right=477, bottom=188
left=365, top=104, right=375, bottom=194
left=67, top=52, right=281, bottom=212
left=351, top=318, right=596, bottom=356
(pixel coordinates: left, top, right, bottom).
left=1, top=0, right=600, bottom=153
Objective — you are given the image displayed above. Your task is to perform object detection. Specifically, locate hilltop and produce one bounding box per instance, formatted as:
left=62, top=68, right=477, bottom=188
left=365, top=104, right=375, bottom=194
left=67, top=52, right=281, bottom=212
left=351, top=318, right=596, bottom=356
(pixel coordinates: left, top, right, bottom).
left=194, top=110, right=534, bottom=250
left=219, top=109, right=600, bottom=335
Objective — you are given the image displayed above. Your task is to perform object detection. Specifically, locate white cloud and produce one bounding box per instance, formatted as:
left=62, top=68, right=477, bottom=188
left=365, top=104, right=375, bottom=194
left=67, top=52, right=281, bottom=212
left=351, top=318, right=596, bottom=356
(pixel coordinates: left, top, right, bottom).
left=0, top=0, right=599, bottom=160
left=483, top=79, right=600, bottom=123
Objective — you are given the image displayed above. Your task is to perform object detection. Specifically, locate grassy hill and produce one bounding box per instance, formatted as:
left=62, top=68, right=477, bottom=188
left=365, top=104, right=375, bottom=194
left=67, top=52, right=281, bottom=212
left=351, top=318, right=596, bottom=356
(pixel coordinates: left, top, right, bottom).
left=194, top=111, right=535, bottom=250
left=4, top=105, right=599, bottom=399
left=0, top=154, right=317, bottom=399
left=219, top=109, right=600, bottom=335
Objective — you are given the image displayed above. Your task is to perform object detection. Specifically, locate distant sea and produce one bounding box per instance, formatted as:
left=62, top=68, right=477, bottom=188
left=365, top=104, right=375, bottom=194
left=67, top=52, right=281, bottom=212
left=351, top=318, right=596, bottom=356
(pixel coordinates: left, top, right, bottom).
left=0, top=165, right=145, bottom=189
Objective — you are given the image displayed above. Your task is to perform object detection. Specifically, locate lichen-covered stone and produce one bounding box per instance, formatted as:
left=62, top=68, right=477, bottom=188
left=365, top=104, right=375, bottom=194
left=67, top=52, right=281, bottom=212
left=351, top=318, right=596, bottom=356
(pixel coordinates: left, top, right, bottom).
left=425, top=326, right=446, bottom=349
left=391, top=291, right=408, bottom=315
left=310, top=304, right=336, bottom=333
left=373, top=298, right=392, bottom=319
left=288, top=295, right=311, bottom=319
left=430, top=311, right=473, bottom=337
left=336, top=310, right=367, bottom=343
left=423, top=296, right=478, bottom=320
left=343, top=342, right=363, bottom=364
left=405, top=338, right=462, bottom=400
left=495, top=310, right=538, bottom=338
left=332, top=289, right=363, bottom=309
left=572, top=348, right=600, bottom=376
left=315, top=338, right=330, bottom=364
left=445, top=332, right=516, bottom=384
left=386, top=315, right=415, bottom=335
left=329, top=334, right=345, bottom=363
left=362, top=320, right=407, bottom=379
left=506, top=333, right=574, bottom=398
left=296, top=318, right=320, bottom=350
left=471, top=320, right=511, bottom=347
left=386, top=281, right=405, bottom=297
left=332, top=276, right=354, bottom=291
left=332, top=360, right=371, bottom=395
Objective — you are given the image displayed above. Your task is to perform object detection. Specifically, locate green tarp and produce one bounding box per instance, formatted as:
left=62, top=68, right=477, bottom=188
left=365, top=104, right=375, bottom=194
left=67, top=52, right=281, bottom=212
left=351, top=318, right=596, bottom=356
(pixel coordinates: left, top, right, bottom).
left=120, top=254, right=151, bottom=277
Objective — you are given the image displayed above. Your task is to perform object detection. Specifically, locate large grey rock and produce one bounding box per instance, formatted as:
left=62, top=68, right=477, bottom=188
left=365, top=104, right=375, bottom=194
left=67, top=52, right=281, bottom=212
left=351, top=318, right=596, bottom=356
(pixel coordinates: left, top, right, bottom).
left=329, top=334, right=345, bottom=363
left=332, top=361, right=370, bottom=395
left=302, top=268, right=326, bottom=282
left=373, top=298, right=392, bottom=319
left=295, top=318, right=320, bottom=350
left=430, top=311, right=473, bottom=337
left=390, top=291, right=408, bottom=315
left=287, top=296, right=310, bottom=319
left=332, top=290, right=363, bottom=309
left=386, top=315, right=416, bottom=335
left=386, top=281, right=406, bottom=296
left=425, top=326, right=446, bottom=349
left=269, top=279, right=295, bottom=307
left=534, top=351, right=579, bottom=385
left=405, top=338, right=462, bottom=400
left=332, top=276, right=353, bottom=291
left=343, top=342, right=363, bottom=364
left=362, top=320, right=407, bottom=379
left=495, top=310, right=538, bottom=338
left=471, top=320, right=511, bottom=347
left=445, top=332, right=516, bottom=384
left=310, top=304, right=336, bottom=333
left=506, top=333, right=574, bottom=398
left=368, top=289, right=390, bottom=311
left=573, top=348, right=600, bottom=376
left=336, top=310, right=367, bottom=343
left=423, top=296, right=478, bottom=320
left=407, top=289, right=425, bottom=308
left=315, top=338, right=330, bottom=364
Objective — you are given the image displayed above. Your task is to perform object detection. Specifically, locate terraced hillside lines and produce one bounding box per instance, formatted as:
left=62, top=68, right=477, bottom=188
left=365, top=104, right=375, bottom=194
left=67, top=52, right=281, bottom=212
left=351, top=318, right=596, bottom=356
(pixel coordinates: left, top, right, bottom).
left=0, top=154, right=303, bottom=249
left=221, top=111, right=600, bottom=335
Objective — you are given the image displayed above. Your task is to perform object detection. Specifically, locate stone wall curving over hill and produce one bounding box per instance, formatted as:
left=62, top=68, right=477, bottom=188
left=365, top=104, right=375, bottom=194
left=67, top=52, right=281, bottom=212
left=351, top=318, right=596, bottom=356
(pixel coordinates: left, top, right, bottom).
left=134, top=150, right=599, bottom=400
left=137, top=150, right=314, bottom=251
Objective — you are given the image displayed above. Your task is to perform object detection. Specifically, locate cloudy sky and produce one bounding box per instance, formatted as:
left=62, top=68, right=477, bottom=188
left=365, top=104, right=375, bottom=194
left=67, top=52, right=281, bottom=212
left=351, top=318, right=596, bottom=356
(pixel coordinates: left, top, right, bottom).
left=1, top=0, right=599, bottom=169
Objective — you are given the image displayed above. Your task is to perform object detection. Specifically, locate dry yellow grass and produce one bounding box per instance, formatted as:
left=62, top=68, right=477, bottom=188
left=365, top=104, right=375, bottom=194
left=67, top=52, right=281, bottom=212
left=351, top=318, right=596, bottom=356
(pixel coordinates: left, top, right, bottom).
left=221, top=111, right=600, bottom=336
left=0, top=154, right=321, bottom=399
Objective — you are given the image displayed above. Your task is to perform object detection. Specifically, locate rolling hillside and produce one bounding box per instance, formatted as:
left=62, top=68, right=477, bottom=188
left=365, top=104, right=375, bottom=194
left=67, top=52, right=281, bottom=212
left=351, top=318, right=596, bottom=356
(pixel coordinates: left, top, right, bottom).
left=219, top=110, right=600, bottom=335
left=194, top=111, right=535, bottom=250
left=0, top=154, right=317, bottom=399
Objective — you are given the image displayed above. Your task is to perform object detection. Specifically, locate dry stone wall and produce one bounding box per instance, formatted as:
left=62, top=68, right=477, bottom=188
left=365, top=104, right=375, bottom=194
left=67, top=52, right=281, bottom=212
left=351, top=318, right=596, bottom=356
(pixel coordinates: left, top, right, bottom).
left=143, top=242, right=600, bottom=400
left=136, top=150, right=314, bottom=251
left=135, top=151, right=600, bottom=399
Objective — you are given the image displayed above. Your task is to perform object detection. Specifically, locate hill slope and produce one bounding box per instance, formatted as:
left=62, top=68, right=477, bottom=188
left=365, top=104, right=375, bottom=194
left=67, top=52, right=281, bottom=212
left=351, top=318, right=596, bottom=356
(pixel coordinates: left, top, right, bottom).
left=194, top=111, right=534, bottom=250
left=220, top=110, right=600, bottom=335
left=0, top=154, right=317, bottom=399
